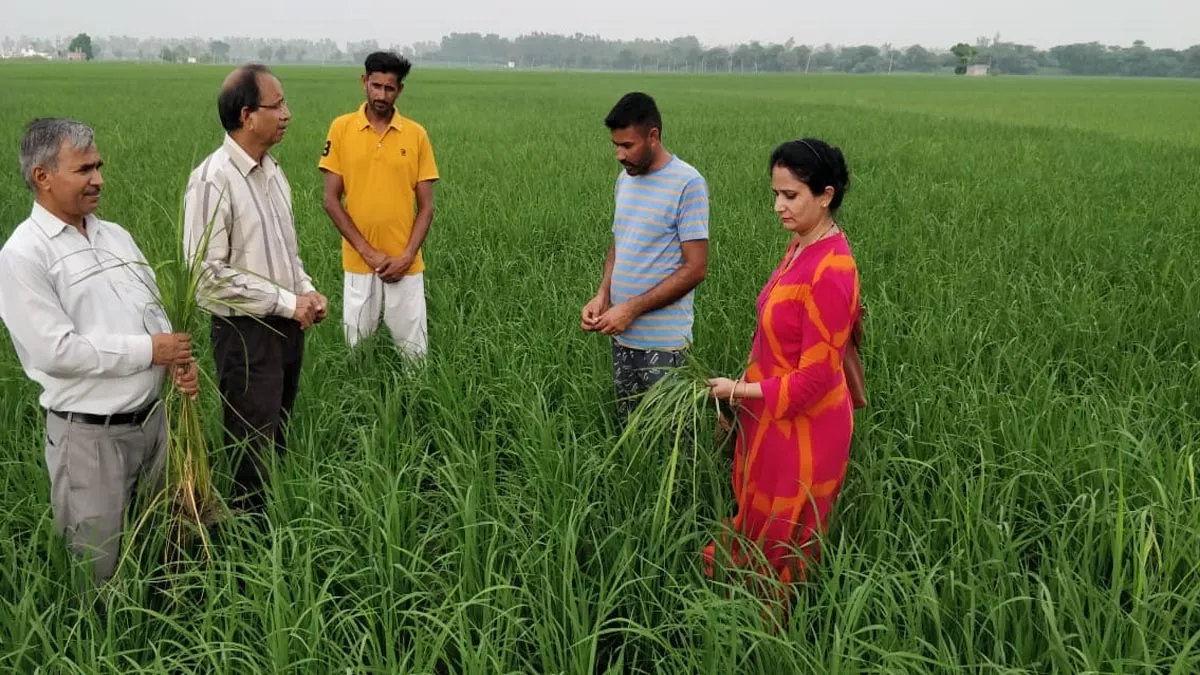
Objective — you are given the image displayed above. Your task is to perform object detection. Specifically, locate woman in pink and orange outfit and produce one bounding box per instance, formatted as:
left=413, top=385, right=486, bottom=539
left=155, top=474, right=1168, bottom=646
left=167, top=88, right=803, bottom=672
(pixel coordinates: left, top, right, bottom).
left=705, top=138, right=861, bottom=588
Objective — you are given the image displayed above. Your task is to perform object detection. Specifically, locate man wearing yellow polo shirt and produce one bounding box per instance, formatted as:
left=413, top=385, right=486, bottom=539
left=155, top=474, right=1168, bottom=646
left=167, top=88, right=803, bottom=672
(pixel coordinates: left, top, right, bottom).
left=320, top=51, right=439, bottom=356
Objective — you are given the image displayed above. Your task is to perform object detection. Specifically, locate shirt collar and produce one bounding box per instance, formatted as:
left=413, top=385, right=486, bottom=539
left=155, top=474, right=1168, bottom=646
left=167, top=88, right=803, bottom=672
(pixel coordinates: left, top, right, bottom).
left=222, top=133, right=275, bottom=177
left=30, top=200, right=98, bottom=239
left=355, top=103, right=403, bottom=132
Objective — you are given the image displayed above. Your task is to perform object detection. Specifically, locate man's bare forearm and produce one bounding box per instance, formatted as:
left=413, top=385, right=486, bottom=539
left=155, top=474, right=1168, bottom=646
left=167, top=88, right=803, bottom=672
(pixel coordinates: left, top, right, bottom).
left=622, top=239, right=707, bottom=315
left=403, top=199, right=434, bottom=259
left=625, top=263, right=706, bottom=315
left=596, top=242, right=615, bottom=300
left=323, top=197, right=375, bottom=258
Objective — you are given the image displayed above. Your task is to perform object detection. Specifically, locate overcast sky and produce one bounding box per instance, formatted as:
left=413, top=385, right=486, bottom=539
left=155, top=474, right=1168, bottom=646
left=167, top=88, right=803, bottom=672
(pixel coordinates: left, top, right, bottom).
left=6, top=0, right=1199, bottom=49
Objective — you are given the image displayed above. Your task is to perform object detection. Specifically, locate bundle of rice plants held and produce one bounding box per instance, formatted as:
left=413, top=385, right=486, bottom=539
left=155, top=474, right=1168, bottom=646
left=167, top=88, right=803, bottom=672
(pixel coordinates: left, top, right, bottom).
left=610, top=351, right=734, bottom=534
left=111, top=187, right=264, bottom=570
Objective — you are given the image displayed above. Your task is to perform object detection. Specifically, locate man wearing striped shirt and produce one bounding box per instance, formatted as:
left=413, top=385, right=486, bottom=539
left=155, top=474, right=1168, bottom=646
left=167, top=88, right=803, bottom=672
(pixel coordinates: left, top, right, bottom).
left=183, top=64, right=327, bottom=512
left=581, top=92, right=709, bottom=424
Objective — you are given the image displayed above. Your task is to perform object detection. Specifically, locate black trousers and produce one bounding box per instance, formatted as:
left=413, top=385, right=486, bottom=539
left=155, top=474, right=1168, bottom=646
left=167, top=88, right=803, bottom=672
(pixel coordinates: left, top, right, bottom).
left=211, top=315, right=304, bottom=510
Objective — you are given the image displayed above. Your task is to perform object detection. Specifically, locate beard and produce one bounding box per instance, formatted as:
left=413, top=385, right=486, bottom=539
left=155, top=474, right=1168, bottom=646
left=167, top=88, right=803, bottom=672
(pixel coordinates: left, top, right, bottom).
left=622, top=155, right=652, bottom=175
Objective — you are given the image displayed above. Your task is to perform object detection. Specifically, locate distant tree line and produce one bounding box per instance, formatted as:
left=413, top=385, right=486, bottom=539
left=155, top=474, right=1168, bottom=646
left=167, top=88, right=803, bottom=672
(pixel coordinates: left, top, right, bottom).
left=5, top=32, right=1200, bottom=78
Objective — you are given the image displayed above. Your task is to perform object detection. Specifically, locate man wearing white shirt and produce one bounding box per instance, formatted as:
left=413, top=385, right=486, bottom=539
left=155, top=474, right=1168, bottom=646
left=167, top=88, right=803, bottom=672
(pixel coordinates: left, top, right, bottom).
left=184, top=64, right=327, bottom=512
left=0, top=118, right=198, bottom=586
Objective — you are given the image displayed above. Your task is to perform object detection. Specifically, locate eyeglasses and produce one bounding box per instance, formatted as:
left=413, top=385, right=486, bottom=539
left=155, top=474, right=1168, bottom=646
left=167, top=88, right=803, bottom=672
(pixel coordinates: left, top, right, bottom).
left=257, top=98, right=288, bottom=111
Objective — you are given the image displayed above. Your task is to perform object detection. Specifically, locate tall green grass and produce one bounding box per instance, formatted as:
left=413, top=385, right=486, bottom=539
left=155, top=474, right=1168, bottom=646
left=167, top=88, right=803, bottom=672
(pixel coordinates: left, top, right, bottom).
left=0, top=63, right=1198, bottom=673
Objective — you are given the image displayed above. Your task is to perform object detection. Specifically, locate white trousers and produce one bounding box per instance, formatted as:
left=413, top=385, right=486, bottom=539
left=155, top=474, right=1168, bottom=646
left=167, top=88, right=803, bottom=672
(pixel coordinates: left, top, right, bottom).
left=343, top=271, right=428, bottom=356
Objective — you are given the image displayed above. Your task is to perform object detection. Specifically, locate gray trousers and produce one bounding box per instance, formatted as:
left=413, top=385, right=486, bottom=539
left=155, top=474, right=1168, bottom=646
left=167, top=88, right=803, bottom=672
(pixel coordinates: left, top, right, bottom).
left=44, top=407, right=167, bottom=584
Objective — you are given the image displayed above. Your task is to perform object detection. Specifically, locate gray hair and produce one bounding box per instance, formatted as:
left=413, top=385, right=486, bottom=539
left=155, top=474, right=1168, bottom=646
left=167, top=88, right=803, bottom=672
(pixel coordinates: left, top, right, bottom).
left=19, top=118, right=95, bottom=191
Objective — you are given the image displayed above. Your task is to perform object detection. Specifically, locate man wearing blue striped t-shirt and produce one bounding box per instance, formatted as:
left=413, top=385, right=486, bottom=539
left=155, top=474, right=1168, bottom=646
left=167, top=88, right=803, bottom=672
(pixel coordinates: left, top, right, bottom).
left=581, top=92, right=709, bottom=424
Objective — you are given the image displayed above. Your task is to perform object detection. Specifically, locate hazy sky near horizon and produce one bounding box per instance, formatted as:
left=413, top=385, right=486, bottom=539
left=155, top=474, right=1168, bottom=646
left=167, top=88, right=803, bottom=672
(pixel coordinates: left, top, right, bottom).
left=6, top=0, right=1198, bottom=49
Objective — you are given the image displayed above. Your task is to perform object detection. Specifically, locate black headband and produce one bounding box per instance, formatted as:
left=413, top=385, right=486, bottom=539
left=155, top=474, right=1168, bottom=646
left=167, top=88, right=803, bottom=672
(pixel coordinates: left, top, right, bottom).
left=797, top=139, right=824, bottom=168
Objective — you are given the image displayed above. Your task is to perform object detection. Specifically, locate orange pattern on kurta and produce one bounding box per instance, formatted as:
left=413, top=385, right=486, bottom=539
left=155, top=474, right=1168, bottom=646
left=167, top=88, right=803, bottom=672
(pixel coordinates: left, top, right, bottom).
left=705, top=232, right=860, bottom=585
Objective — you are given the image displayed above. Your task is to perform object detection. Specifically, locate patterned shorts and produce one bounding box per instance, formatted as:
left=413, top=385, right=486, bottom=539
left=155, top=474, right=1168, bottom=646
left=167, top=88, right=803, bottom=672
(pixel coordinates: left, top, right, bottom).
left=612, top=341, right=686, bottom=424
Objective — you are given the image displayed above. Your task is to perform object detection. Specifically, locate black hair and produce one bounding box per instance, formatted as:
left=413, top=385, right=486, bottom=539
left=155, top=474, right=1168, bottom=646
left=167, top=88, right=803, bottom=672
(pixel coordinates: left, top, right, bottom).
left=365, top=51, right=413, bottom=83
left=770, top=138, right=851, bottom=211
left=604, top=92, right=662, bottom=136
left=217, top=63, right=271, bottom=132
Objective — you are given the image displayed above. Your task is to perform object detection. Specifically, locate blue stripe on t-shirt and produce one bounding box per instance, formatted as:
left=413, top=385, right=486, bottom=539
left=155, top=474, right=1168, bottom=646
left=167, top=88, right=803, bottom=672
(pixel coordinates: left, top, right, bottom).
left=610, top=155, right=709, bottom=351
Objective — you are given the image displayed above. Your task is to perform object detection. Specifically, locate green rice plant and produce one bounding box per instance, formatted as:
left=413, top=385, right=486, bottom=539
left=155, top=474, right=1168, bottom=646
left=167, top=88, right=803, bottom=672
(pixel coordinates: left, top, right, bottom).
left=145, top=190, right=224, bottom=556
left=103, top=184, right=277, bottom=575
left=611, top=350, right=729, bottom=534
left=142, top=183, right=303, bottom=562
